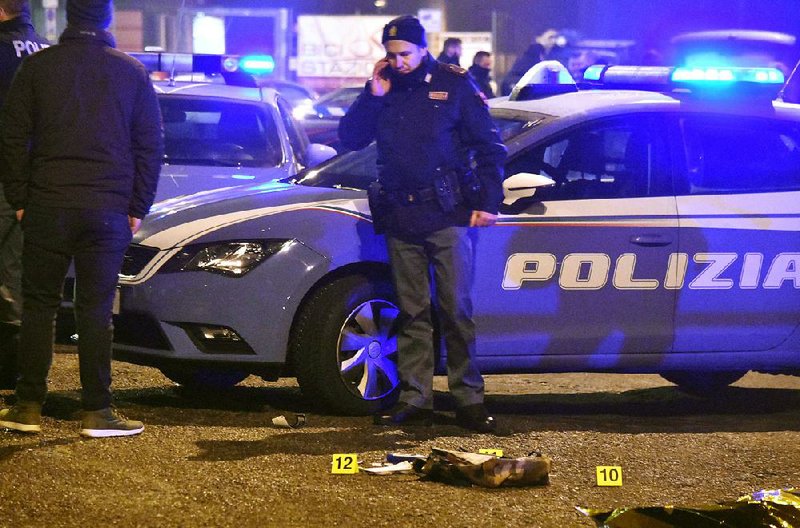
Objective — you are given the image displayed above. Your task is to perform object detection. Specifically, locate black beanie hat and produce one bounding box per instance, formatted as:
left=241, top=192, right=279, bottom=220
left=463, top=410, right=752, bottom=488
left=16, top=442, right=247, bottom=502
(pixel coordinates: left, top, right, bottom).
left=67, top=0, right=113, bottom=29
left=382, top=16, right=427, bottom=48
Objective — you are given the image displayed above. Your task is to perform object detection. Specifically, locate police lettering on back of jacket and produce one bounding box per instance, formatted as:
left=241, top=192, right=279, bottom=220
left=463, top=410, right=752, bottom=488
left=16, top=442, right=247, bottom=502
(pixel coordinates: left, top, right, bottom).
left=0, top=1, right=48, bottom=102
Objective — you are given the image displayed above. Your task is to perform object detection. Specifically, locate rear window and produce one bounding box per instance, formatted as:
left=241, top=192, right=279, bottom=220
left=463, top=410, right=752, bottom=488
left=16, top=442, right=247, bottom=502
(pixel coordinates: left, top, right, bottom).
left=160, top=98, right=282, bottom=168
left=680, top=116, right=800, bottom=194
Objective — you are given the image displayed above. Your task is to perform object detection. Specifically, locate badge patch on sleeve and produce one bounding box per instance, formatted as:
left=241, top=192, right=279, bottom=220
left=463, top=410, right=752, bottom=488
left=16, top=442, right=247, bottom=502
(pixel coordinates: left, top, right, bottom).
left=429, top=91, right=449, bottom=101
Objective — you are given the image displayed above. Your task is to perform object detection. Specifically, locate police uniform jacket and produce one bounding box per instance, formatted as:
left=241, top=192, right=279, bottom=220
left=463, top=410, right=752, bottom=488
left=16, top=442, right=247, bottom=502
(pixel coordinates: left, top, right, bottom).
left=0, top=13, right=49, bottom=216
left=0, top=26, right=163, bottom=219
left=339, top=53, right=506, bottom=236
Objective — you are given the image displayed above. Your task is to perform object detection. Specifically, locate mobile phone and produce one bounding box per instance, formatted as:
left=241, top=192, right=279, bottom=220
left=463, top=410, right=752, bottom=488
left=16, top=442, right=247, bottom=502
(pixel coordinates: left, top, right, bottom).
left=377, top=62, right=390, bottom=80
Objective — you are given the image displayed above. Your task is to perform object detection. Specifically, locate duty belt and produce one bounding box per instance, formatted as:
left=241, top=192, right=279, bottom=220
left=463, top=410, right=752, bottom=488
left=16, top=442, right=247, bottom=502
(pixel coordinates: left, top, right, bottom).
left=390, top=185, right=462, bottom=205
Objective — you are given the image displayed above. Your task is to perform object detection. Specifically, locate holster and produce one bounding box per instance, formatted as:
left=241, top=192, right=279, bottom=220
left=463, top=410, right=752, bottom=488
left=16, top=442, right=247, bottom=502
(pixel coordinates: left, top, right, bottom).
left=367, top=180, right=390, bottom=234
left=458, top=169, right=483, bottom=211
left=433, top=168, right=461, bottom=213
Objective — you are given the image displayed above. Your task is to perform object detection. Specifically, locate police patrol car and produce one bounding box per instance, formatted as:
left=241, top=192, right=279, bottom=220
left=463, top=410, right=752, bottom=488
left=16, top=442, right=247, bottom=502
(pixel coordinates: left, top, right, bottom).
left=112, top=59, right=800, bottom=415
left=137, top=53, right=336, bottom=200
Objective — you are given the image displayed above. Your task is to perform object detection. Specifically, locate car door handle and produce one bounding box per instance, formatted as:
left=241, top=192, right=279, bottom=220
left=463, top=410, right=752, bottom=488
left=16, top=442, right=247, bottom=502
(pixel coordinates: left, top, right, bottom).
left=630, top=235, right=672, bottom=247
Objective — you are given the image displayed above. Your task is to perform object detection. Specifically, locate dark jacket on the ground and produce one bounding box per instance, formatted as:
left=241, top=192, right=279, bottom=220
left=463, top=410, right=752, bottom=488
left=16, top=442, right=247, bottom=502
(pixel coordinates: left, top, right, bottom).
left=0, top=14, right=49, bottom=216
left=0, top=26, right=163, bottom=219
left=468, top=64, right=495, bottom=98
left=339, top=54, right=505, bottom=236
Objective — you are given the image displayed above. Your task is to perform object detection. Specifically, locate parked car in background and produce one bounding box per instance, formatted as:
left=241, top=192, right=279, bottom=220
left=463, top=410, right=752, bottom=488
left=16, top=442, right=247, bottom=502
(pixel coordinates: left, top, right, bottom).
left=294, top=85, right=363, bottom=152
left=137, top=53, right=336, bottom=201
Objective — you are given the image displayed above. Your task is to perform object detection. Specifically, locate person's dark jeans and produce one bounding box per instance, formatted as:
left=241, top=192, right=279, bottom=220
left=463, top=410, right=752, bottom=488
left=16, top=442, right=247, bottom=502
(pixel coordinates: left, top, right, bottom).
left=16, top=207, right=131, bottom=410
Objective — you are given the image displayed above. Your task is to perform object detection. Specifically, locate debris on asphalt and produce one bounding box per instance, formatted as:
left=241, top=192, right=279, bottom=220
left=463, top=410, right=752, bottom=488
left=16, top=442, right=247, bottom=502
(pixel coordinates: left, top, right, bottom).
left=415, top=448, right=551, bottom=488
left=386, top=452, right=427, bottom=464
left=271, top=413, right=306, bottom=428
left=362, top=461, right=415, bottom=475
left=579, top=488, right=800, bottom=527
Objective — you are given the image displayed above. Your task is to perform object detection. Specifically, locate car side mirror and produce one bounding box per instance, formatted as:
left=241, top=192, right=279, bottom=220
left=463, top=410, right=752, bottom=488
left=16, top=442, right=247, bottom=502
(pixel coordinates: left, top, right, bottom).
left=306, top=143, right=337, bottom=168
left=503, top=172, right=556, bottom=205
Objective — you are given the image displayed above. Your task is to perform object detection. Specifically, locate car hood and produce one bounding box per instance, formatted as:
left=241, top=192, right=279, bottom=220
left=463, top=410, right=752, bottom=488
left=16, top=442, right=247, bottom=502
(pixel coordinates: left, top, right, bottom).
left=156, top=164, right=294, bottom=202
left=136, top=179, right=367, bottom=250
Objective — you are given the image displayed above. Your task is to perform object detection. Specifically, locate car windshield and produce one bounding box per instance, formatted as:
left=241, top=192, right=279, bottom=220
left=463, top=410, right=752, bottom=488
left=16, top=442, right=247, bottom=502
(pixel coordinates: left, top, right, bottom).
left=290, top=112, right=544, bottom=190
left=160, top=98, right=283, bottom=168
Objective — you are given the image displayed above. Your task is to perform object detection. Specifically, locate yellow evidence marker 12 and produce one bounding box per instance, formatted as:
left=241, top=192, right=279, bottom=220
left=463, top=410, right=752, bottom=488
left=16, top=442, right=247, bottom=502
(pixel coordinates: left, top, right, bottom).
left=331, top=454, right=359, bottom=474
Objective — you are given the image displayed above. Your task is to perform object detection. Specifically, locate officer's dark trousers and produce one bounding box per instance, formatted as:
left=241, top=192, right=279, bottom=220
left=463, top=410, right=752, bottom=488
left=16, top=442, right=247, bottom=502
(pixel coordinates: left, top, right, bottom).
left=387, top=226, right=484, bottom=409
left=0, top=214, right=22, bottom=386
left=16, top=207, right=131, bottom=410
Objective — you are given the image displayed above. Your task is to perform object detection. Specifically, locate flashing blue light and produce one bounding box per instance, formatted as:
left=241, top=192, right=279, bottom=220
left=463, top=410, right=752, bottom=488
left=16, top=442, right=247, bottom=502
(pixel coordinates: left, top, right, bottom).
left=671, top=67, right=784, bottom=85
left=582, top=65, right=605, bottom=82
left=239, top=55, right=275, bottom=75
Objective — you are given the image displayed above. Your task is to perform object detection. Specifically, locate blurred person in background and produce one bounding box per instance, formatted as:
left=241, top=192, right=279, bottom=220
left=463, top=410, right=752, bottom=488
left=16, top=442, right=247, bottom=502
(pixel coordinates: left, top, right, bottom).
left=437, top=37, right=462, bottom=66
left=501, top=28, right=559, bottom=95
left=468, top=50, right=495, bottom=98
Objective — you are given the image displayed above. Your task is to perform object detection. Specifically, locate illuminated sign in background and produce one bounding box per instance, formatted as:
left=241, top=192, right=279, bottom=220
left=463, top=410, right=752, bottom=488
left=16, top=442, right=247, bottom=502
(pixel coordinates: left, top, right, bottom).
left=297, top=16, right=393, bottom=78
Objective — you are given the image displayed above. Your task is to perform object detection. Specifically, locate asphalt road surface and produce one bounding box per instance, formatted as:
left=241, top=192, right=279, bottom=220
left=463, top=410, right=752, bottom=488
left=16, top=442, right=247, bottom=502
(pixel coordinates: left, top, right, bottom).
left=2, top=346, right=799, bottom=527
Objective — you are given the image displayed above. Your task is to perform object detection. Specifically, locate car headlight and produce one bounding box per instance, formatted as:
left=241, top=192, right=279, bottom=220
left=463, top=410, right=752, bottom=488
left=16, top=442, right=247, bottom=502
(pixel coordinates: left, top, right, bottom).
left=160, top=240, right=290, bottom=277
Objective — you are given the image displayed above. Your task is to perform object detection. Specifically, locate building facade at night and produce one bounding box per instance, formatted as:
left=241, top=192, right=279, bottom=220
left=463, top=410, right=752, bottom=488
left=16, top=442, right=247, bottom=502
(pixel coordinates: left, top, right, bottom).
left=28, top=0, right=800, bottom=86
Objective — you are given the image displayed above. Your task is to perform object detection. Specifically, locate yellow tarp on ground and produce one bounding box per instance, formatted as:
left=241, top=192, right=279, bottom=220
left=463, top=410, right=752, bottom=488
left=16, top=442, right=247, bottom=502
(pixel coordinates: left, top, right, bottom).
left=581, top=488, right=800, bottom=528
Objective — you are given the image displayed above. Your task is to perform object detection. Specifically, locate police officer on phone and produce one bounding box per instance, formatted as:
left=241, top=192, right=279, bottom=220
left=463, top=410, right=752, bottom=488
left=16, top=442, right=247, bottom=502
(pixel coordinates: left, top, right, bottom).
left=0, top=0, right=48, bottom=389
left=339, top=15, right=506, bottom=432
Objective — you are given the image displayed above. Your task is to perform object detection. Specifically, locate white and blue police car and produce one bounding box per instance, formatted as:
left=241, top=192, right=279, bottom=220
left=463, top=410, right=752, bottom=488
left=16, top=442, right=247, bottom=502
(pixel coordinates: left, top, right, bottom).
left=112, top=61, right=800, bottom=415
left=137, top=53, right=336, bottom=201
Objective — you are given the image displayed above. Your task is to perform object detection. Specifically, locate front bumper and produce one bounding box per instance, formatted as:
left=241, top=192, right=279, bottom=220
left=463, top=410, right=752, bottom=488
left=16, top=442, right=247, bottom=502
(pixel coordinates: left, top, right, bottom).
left=112, top=240, right=329, bottom=371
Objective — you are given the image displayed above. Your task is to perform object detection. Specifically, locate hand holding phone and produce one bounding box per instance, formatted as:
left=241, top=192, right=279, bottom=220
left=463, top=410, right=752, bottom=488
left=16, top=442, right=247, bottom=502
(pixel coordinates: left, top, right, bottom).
left=370, top=59, right=391, bottom=96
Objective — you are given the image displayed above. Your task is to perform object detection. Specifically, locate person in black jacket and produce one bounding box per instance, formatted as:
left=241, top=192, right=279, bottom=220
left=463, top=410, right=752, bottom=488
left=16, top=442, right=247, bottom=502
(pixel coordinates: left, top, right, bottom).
left=0, top=0, right=48, bottom=390
left=0, top=0, right=163, bottom=437
left=468, top=51, right=495, bottom=98
left=436, top=37, right=462, bottom=67
left=339, top=16, right=506, bottom=433
left=501, top=28, right=559, bottom=95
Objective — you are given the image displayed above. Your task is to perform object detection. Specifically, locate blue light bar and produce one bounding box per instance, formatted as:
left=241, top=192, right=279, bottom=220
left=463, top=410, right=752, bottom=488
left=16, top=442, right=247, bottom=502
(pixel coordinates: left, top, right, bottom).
left=239, top=55, right=275, bottom=75
left=671, top=67, right=785, bottom=85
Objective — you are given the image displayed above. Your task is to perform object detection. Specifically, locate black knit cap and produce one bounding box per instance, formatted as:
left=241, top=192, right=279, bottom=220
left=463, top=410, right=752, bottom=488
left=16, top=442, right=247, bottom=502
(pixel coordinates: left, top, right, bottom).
left=67, top=0, right=113, bottom=29
left=381, top=15, right=427, bottom=47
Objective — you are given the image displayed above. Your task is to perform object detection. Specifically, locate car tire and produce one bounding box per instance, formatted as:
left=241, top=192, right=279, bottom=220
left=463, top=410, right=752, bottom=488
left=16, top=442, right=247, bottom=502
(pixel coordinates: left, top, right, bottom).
left=660, top=371, right=746, bottom=395
left=291, top=273, right=401, bottom=415
left=160, top=366, right=248, bottom=391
